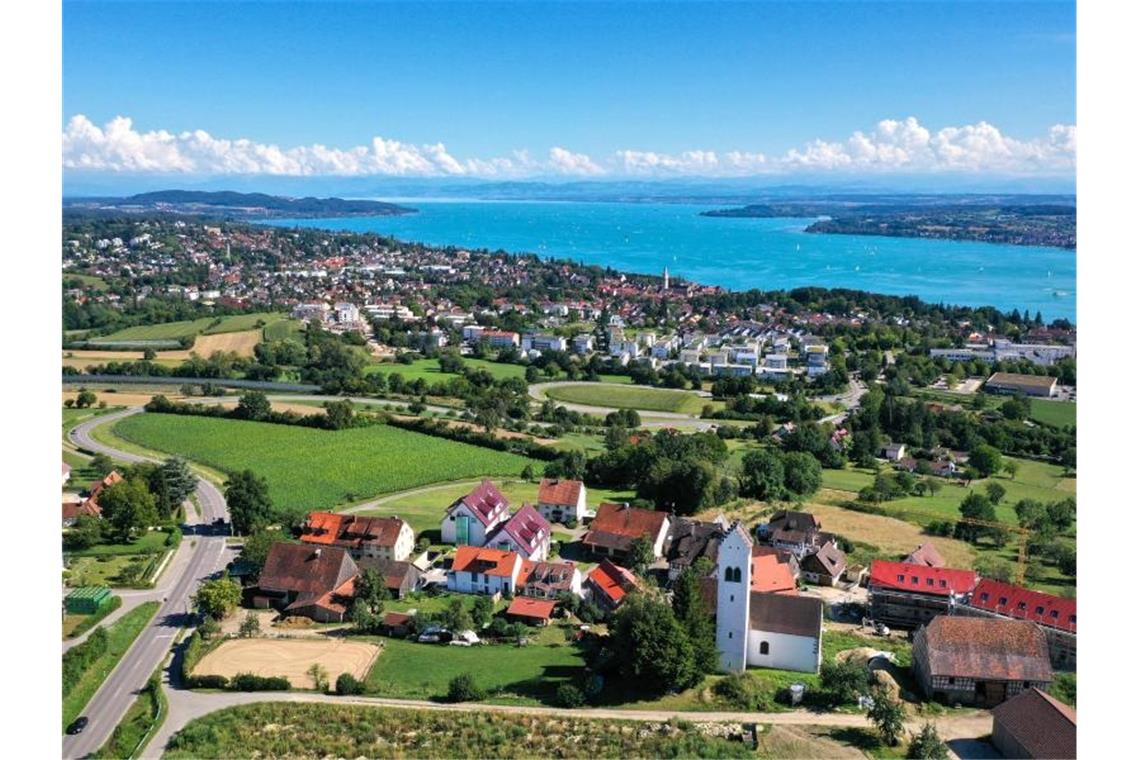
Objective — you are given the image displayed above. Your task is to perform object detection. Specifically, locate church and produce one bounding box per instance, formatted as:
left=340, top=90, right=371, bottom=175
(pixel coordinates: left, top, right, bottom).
left=715, top=523, right=824, bottom=674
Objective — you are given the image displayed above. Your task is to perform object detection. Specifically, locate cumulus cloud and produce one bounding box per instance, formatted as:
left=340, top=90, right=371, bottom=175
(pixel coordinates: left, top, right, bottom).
left=63, top=114, right=1075, bottom=178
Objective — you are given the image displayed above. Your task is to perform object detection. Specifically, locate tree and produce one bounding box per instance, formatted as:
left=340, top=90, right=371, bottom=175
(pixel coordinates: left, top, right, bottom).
left=336, top=673, right=366, bottom=695
left=973, top=555, right=1013, bottom=583
left=151, top=458, right=196, bottom=517
left=99, top=477, right=159, bottom=542
left=555, top=682, right=586, bottom=708
left=907, top=723, right=949, bottom=759
left=447, top=672, right=485, bottom=702
left=739, top=449, right=786, bottom=500
left=64, top=514, right=104, bottom=551
left=957, top=492, right=997, bottom=543
left=610, top=595, right=700, bottom=694
left=1002, top=460, right=1020, bottom=480
left=820, top=657, right=870, bottom=705
left=968, top=444, right=1003, bottom=478
left=628, top=535, right=656, bottom=575
left=225, top=470, right=274, bottom=535
left=445, top=597, right=474, bottom=633
left=472, top=596, right=494, bottom=628
left=235, top=391, right=272, bottom=421
left=194, top=578, right=242, bottom=620
left=867, top=687, right=906, bottom=747
left=923, top=477, right=942, bottom=498
left=307, top=663, right=329, bottom=692
left=783, top=451, right=823, bottom=497
left=89, top=452, right=115, bottom=478
left=238, top=612, right=261, bottom=638
left=671, top=567, right=718, bottom=674
left=1014, top=498, right=1047, bottom=529
left=323, top=399, right=355, bottom=430
left=520, top=464, right=535, bottom=482
left=75, top=388, right=97, bottom=408
left=240, top=526, right=292, bottom=571
left=984, top=482, right=1006, bottom=505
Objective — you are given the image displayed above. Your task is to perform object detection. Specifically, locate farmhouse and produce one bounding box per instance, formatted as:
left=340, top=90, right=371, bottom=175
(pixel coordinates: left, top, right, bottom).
left=756, top=510, right=828, bottom=559
left=485, top=503, right=552, bottom=561
left=300, top=512, right=416, bottom=562
left=912, top=616, right=1052, bottom=707
left=447, top=545, right=523, bottom=596
left=958, top=579, right=1076, bottom=670
left=586, top=559, right=640, bottom=611
left=799, top=539, right=847, bottom=586
left=356, top=557, right=422, bottom=599
left=581, top=502, right=671, bottom=561
left=665, top=515, right=728, bottom=581
left=985, top=372, right=1058, bottom=398
left=441, top=480, right=511, bottom=547
left=869, top=560, right=978, bottom=629
left=63, top=495, right=101, bottom=527
left=991, top=687, right=1076, bottom=759
left=904, top=543, right=946, bottom=568
left=506, top=596, right=557, bottom=626
left=519, top=559, right=583, bottom=599
left=535, top=478, right=587, bottom=524
left=715, top=525, right=823, bottom=674
left=881, top=442, right=908, bottom=461
left=255, top=543, right=359, bottom=623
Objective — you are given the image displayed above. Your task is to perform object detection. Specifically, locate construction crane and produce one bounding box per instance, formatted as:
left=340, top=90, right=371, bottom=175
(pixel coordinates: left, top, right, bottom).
left=894, top=507, right=1032, bottom=585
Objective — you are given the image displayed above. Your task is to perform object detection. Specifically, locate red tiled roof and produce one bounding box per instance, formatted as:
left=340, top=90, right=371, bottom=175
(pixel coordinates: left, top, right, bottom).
left=507, top=596, right=556, bottom=621
left=300, top=511, right=408, bottom=550
left=449, top=480, right=510, bottom=526
left=87, top=470, right=124, bottom=499
left=991, top=688, right=1076, bottom=759
left=583, top=503, right=668, bottom=552
left=587, top=559, right=638, bottom=605
left=903, top=543, right=946, bottom=568
left=919, top=616, right=1053, bottom=682
left=870, top=560, right=978, bottom=596
left=383, top=611, right=413, bottom=626
left=451, top=545, right=520, bottom=578
left=537, top=478, right=583, bottom=507
left=751, top=553, right=797, bottom=593
left=969, top=579, right=1076, bottom=634
left=63, top=499, right=101, bottom=521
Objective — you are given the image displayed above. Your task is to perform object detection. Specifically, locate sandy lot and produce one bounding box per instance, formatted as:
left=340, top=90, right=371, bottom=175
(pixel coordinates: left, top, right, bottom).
left=193, top=637, right=381, bottom=688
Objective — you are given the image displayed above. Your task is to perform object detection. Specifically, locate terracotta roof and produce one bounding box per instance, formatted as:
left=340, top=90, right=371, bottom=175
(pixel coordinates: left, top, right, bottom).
left=537, top=478, right=584, bottom=506
left=968, top=579, right=1076, bottom=634
left=870, top=560, right=978, bottom=596
left=520, top=560, right=579, bottom=594
left=751, top=553, right=797, bottom=593
left=448, top=480, right=510, bottom=526
left=383, top=611, right=413, bottom=626
left=260, top=543, right=359, bottom=597
left=749, top=592, right=823, bottom=638
left=903, top=543, right=946, bottom=568
left=487, top=504, right=550, bottom=556
left=587, top=559, right=639, bottom=605
left=582, top=503, right=668, bottom=552
left=62, top=462, right=72, bottom=477
left=507, top=596, right=556, bottom=621
left=918, top=617, right=1053, bottom=682
left=991, top=688, right=1076, bottom=759
left=63, top=499, right=101, bottom=522
left=450, top=545, right=520, bottom=579
left=300, top=512, right=409, bottom=551
left=801, top=540, right=847, bottom=578
left=356, top=557, right=421, bottom=592
left=87, top=470, right=124, bottom=499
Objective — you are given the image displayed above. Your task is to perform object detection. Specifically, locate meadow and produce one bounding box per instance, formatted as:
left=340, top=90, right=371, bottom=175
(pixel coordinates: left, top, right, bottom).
left=364, top=357, right=528, bottom=382
left=111, top=414, right=541, bottom=518
left=1029, top=398, right=1077, bottom=428
left=543, top=383, right=707, bottom=414
left=90, top=312, right=293, bottom=344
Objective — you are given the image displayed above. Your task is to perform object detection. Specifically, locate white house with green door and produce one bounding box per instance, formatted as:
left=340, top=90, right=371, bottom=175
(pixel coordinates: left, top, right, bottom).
left=441, top=480, right=511, bottom=547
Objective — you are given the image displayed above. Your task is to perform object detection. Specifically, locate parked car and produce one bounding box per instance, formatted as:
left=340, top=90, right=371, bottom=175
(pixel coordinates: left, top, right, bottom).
left=66, top=717, right=89, bottom=735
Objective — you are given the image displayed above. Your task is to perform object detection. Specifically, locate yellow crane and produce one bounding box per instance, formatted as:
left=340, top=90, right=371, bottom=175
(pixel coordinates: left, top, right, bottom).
left=897, top=508, right=1031, bottom=585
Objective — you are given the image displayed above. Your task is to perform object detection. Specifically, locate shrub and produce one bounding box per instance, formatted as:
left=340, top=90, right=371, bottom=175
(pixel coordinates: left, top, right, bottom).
left=63, top=626, right=110, bottom=697
left=336, top=673, right=366, bottom=695
left=229, top=673, right=290, bottom=691
left=555, top=683, right=586, bottom=708
left=185, top=674, right=229, bottom=689
left=447, top=673, right=486, bottom=702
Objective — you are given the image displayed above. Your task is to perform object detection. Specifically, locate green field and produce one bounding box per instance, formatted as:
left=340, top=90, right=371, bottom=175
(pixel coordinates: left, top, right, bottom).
left=365, top=625, right=587, bottom=704
left=355, top=479, right=635, bottom=535
left=543, top=383, right=707, bottom=414
left=263, top=318, right=307, bottom=342
left=112, top=414, right=541, bottom=518
left=164, top=702, right=755, bottom=759
left=94, top=312, right=290, bottom=343
left=63, top=602, right=159, bottom=732
left=1029, top=398, right=1077, bottom=428
left=365, top=357, right=529, bottom=382
left=65, top=273, right=110, bottom=292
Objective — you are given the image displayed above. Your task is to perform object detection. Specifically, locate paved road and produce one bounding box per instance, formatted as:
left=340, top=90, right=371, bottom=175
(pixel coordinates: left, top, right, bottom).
left=63, top=408, right=232, bottom=759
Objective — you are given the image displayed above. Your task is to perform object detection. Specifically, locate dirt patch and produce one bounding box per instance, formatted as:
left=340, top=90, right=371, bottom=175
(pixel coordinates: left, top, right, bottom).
left=188, top=329, right=261, bottom=358
left=756, top=725, right=864, bottom=759
left=193, top=637, right=381, bottom=688
left=62, top=328, right=261, bottom=367
left=62, top=390, right=193, bottom=408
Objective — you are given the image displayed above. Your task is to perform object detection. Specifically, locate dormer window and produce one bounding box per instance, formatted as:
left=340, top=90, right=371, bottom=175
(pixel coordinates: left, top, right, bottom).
left=1050, top=610, right=1059, bottom=619
left=1035, top=606, right=1045, bottom=615
left=1017, top=602, right=1027, bottom=610
left=897, top=574, right=905, bottom=582
left=999, top=596, right=1008, bottom=606
left=980, top=592, right=990, bottom=602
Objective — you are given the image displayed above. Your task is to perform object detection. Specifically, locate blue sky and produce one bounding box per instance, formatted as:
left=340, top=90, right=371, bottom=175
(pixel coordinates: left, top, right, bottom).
left=63, top=1, right=1076, bottom=181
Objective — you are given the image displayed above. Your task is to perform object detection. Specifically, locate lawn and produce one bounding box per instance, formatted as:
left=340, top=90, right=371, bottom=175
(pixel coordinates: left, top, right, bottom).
left=66, top=551, right=170, bottom=589
left=68, top=531, right=171, bottom=557
left=365, top=357, right=529, bottom=382
left=263, top=318, right=307, bottom=341
left=62, top=601, right=159, bottom=732
left=365, top=624, right=588, bottom=704
left=1029, top=398, right=1076, bottom=428
left=354, top=478, right=635, bottom=535
left=112, top=414, right=541, bottom=519
left=543, top=383, right=707, bottom=414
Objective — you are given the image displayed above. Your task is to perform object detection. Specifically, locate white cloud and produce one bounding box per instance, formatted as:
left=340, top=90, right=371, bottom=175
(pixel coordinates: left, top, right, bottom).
left=63, top=114, right=1075, bottom=178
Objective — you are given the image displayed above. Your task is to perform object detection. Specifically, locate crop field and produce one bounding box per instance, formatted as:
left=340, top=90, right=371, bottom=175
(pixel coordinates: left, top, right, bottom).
left=193, top=638, right=380, bottom=688
left=365, top=357, right=528, bottom=382
left=263, top=318, right=306, bottom=341
left=543, top=383, right=706, bottom=414
left=164, top=702, right=756, bottom=759
left=90, top=312, right=290, bottom=345
left=111, top=414, right=541, bottom=518
left=1029, top=398, right=1077, bottom=428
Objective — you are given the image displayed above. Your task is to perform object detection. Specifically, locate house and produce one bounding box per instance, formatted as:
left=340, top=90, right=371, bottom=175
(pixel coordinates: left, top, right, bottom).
left=485, top=504, right=552, bottom=561
left=571, top=334, right=595, bottom=354
left=63, top=495, right=100, bottom=527
left=482, top=330, right=520, bottom=349
left=991, top=687, right=1076, bottom=759
left=506, top=596, right=557, bottom=626
left=255, top=543, right=359, bottom=623
left=581, top=502, right=671, bottom=561
left=912, top=616, right=1052, bottom=707
left=300, top=512, right=416, bottom=562
left=903, top=543, right=946, bottom=568
left=715, top=524, right=823, bottom=674
left=86, top=470, right=124, bottom=505
left=869, top=560, right=978, bottom=629
left=519, top=559, right=583, bottom=599
left=447, top=545, right=523, bottom=596
left=536, top=478, right=587, bottom=524
left=882, top=442, right=907, bottom=461
left=985, top=372, right=1058, bottom=398
left=800, top=539, right=847, bottom=586
left=356, top=557, right=422, bottom=599
left=958, top=579, right=1076, bottom=671
left=757, top=510, right=827, bottom=559
left=665, top=515, right=728, bottom=581
left=441, top=480, right=511, bottom=546
left=62, top=462, right=71, bottom=486
left=586, top=559, right=639, bottom=611
left=381, top=611, right=414, bottom=637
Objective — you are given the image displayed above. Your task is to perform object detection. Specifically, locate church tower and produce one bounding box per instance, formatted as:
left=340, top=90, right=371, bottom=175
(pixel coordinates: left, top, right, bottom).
left=663, top=266, right=670, bottom=290
left=716, top=522, right=753, bottom=673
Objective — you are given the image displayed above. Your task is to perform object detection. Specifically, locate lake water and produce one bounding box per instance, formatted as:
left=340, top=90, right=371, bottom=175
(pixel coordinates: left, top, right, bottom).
left=265, top=200, right=1077, bottom=322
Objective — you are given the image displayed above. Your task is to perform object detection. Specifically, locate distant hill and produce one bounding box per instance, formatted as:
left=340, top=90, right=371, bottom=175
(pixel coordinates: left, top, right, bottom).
left=64, top=190, right=416, bottom=219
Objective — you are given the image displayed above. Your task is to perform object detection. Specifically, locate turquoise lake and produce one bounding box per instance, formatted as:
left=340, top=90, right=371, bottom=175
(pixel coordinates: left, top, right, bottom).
left=265, top=201, right=1077, bottom=322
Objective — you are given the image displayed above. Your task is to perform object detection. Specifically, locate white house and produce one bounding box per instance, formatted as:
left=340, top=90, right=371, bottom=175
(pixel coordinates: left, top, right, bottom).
left=716, top=524, right=823, bottom=674
left=536, top=478, right=588, bottom=524
left=485, top=504, right=552, bottom=562
left=446, top=546, right=523, bottom=596
left=441, top=481, right=511, bottom=546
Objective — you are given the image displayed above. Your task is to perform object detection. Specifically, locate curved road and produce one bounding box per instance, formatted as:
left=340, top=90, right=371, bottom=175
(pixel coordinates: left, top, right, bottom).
left=63, top=408, right=232, bottom=759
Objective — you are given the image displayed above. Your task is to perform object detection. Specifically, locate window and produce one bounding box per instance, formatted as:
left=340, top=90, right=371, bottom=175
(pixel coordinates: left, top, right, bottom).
left=1035, top=606, right=1045, bottom=615
left=926, top=578, right=934, bottom=586
left=1050, top=610, right=1059, bottom=619
left=897, top=574, right=905, bottom=582
left=728, top=632, right=733, bottom=639
left=939, top=579, right=947, bottom=588
left=1069, top=615, right=1076, bottom=624
left=730, top=595, right=735, bottom=603
left=759, top=641, right=769, bottom=655
left=980, top=592, right=990, bottom=602
left=999, top=596, right=1008, bottom=606
left=1017, top=602, right=1027, bottom=610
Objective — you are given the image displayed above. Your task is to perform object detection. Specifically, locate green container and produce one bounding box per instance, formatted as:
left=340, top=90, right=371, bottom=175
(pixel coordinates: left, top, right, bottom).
left=65, top=586, right=112, bottom=615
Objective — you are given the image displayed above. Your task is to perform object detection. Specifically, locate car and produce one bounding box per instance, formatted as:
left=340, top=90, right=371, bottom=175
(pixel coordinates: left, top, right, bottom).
left=66, top=717, right=89, bottom=735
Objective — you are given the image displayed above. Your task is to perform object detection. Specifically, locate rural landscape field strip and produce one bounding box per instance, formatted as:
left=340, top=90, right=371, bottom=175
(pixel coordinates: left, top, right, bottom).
left=543, top=383, right=706, bottom=414
left=111, top=414, right=540, bottom=515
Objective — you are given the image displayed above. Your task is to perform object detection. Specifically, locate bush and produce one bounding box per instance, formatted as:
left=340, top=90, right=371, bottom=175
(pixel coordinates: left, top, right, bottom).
left=229, top=672, right=290, bottom=691
left=447, top=673, right=486, bottom=702
left=184, top=674, right=229, bottom=689
left=335, top=673, right=366, bottom=695
left=63, top=626, right=109, bottom=697
left=555, top=683, right=586, bottom=708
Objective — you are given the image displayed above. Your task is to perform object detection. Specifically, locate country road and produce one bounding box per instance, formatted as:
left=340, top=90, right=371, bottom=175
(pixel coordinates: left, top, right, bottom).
left=63, top=408, right=232, bottom=759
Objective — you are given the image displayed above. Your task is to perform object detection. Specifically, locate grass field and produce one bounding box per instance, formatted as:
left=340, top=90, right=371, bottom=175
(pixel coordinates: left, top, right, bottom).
left=543, top=383, right=707, bottom=414
left=63, top=596, right=123, bottom=640
left=66, top=551, right=169, bottom=588
left=354, top=479, right=635, bottom=535
left=365, top=624, right=587, bottom=704
left=365, top=357, right=529, bottom=382
left=193, top=638, right=381, bottom=689
left=91, top=312, right=292, bottom=344
left=164, top=702, right=756, bottom=759
left=1029, top=398, right=1077, bottom=428
left=62, top=602, right=159, bottom=732
left=111, top=414, right=541, bottom=518
left=263, top=318, right=307, bottom=341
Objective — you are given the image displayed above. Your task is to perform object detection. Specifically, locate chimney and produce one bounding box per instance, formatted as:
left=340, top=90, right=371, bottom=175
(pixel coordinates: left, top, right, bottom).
left=312, top=548, right=322, bottom=559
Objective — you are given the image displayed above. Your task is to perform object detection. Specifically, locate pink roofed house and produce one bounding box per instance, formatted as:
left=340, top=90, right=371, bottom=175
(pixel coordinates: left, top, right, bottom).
left=486, top=503, right=552, bottom=561
left=441, top=480, right=510, bottom=547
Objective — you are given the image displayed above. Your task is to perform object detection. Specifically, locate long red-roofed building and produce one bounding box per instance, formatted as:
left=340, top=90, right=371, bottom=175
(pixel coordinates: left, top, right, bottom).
left=581, top=502, right=671, bottom=561
left=300, top=511, right=415, bottom=562
left=869, top=559, right=979, bottom=629
left=958, top=578, right=1076, bottom=670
